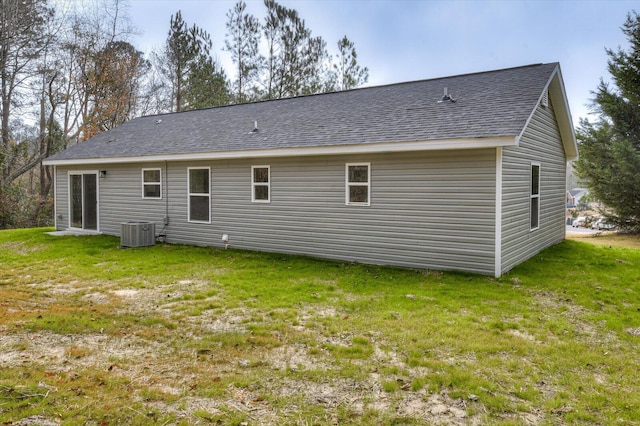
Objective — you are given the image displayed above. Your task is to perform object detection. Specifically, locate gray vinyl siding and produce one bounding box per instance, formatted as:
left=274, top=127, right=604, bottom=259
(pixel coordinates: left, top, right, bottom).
left=54, top=166, right=102, bottom=230
left=501, top=99, right=567, bottom=274
left=209, top=150, right=496, bottom=274
left=99, top=163, right=168, bottom=234
left=54, top=166, right=68, bottom=228
left=54, top=163, right=168, bottom=233
left=56, top=149, right=497, bottom=274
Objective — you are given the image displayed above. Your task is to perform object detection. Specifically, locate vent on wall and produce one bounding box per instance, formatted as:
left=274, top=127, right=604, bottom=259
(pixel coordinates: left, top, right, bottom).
left=540, top=90, right=549, bottom=108
left=121, top=221, right=156, bottom=247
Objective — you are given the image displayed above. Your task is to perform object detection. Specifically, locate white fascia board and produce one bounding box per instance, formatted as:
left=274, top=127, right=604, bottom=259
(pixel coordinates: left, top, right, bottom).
left=43, top=136, right=516, bottom=166
left=548, top=67, right=579, bottom=161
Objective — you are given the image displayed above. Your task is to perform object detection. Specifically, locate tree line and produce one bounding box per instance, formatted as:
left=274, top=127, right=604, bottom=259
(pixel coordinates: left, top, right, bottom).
left=0, top=0, right=369, bottom=229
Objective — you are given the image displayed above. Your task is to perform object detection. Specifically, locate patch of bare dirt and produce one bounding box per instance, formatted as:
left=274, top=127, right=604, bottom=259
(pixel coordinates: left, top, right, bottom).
left=148, top=386, right=281, bottom=425
left=0, top=241, right=45, bottom=255
left=1, top=277, right=491, bottom=424
left=10, top=415, right=60, bottom=426
left=263, top=334, right=481, bottom=424
left=273, top=376, right=475, bottom=425
left=567, top=232, right=640, bottom=249
left=528, top=290, right=617, bottom=346
left=507, top=328, right=537, bottom=342
left=0, top=330, right=164, bottom=371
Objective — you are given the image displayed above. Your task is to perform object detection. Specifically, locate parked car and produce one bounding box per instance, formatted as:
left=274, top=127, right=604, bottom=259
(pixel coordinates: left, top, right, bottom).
left=591, top=218, right=616, bottom=230
left=572, top=216, right=587, bottom=227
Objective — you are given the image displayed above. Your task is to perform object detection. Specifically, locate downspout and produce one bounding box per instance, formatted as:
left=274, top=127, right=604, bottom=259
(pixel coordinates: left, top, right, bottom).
left=495, top=147, right=503, bottom=277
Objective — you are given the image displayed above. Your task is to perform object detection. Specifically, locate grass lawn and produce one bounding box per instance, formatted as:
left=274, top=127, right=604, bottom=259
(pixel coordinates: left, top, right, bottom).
left=1, top=228, right=639, bottom=425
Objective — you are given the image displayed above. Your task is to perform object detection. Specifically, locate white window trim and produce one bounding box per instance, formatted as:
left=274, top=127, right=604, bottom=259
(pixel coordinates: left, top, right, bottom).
left=530, top=162, right=541, bottom=231
left=345, top=162, right=371, bottom=206
left=142, top=168, right=162, bottom=199
left=187, top=166, right=211, bottom=224
left=251, top=165, right=271, bottom=203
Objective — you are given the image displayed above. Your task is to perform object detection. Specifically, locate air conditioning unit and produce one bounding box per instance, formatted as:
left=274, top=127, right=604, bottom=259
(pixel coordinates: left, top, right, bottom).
left=121, top=221, right=155, bottom=247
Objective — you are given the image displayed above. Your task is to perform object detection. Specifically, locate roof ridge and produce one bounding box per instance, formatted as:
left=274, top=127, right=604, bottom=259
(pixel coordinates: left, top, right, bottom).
left=139, top=62, right=558, bottom=120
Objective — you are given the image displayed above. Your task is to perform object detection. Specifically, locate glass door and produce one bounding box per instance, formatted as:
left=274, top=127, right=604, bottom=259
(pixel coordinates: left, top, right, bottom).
left=70, top=174, right=83, bottom=228
left=69, top=173, right=98, bottom=230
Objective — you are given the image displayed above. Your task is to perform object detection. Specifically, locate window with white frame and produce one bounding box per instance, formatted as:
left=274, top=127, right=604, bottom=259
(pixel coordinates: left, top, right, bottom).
left=530, top=163, right=540, bottom=230
left=142, top=168, right=161, bottom=199
left=346, top=163, right=370, bottom=206
left=252, top=165, right=270, bottom=202
left=188, top=167, right=210, bottom=223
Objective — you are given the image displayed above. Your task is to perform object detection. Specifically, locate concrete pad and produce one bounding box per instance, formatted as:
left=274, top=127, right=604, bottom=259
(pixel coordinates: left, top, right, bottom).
left=46, top=230, right=102, bottom=237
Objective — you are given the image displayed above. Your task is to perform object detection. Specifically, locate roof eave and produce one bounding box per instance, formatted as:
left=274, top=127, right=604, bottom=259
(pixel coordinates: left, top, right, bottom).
left=43, top=136, right=517, bottom=166
left=548, top=66, right=579, bottom=161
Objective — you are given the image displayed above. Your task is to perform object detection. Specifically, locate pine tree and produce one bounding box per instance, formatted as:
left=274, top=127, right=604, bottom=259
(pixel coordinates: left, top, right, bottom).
left=168, top=11, right=202, bottom=111
left=262, top=0, right=286, bottom=100
left=261, top=0, right=329, bottom=99
left=184, top=55, right=230, bottom=109
left=224, top=0, right=261, bottom=103
left=156, top=11, right=223, bottom=112
left=334, top=36, right=369, bottom=91
left=575, top=11, right=640, bottom=230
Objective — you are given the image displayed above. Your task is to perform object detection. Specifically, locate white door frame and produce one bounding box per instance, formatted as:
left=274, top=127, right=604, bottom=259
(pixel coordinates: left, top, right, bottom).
left=67, top=170, right=100, bottom=231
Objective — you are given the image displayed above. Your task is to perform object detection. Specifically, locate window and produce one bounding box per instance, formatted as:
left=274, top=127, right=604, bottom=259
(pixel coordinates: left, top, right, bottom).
left=252, top=165, right=270, bottom=203
left=142, top=168, right=161, bottom=198
left=346, top=163, right=370, bottom=206
left=530, top=163, right=540, bottom=230
left=188, top=167, right=210, bottom=223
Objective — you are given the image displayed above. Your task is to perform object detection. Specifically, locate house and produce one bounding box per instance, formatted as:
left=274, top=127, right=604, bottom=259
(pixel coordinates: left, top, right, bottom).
left=43, top=63, right=578, bottom=277
left=567, top=188, right=589, bottom=209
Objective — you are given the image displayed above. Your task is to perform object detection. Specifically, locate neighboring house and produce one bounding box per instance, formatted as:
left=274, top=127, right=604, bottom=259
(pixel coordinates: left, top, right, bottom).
left=567, top=188, right=589, bottom=209
left=43, top=63, right=578, bottom=277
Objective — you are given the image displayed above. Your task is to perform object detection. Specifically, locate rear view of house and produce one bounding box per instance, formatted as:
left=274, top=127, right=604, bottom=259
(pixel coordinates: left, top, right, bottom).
left=44, top=63, right=578, bottom=276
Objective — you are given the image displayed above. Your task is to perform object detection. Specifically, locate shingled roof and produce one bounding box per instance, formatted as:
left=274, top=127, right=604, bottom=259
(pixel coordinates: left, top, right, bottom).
left=44, top=62, right=577, bottom=165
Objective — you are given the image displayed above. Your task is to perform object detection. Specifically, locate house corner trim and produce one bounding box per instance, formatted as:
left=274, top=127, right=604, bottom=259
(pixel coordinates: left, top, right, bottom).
left=495, top=147, right=503, bottom=277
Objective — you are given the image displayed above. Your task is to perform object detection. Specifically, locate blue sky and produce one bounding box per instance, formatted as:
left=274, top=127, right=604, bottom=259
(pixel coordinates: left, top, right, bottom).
left=128, top=0, right=637, bottom=127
